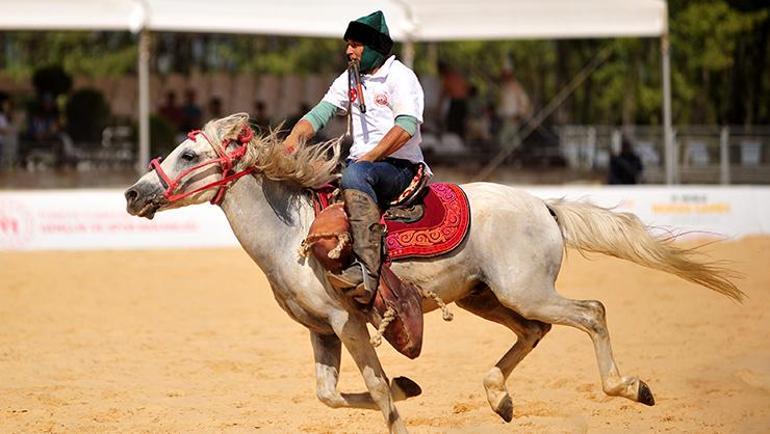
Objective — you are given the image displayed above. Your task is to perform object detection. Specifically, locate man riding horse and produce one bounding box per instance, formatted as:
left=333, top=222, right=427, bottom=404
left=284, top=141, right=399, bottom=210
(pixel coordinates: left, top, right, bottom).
left=281, top=11, right=429, bottom=305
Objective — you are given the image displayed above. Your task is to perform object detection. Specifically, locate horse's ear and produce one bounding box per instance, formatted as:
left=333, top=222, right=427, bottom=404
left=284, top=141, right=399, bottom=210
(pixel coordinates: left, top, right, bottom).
left=216, top=112, right=251, bottom=139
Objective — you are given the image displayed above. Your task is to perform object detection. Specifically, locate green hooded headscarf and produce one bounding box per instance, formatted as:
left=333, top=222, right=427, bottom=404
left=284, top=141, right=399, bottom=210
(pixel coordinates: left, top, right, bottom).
left=343, top=11, right=394, bottom=73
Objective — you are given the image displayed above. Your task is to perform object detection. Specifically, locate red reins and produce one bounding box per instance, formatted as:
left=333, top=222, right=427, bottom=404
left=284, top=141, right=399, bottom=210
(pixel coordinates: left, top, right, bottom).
left=148, top=127, right=255, bottom=205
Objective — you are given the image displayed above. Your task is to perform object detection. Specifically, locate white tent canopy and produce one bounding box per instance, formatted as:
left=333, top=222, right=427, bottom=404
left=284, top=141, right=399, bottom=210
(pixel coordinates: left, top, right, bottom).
left=0, top=0, right=666, bottom=40
left=0, top=0, right=674, bottom=183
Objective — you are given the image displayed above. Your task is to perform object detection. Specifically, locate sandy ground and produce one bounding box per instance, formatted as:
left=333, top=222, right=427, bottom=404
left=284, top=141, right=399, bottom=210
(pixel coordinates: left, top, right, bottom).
left=1, top=238, right=769, bottom=434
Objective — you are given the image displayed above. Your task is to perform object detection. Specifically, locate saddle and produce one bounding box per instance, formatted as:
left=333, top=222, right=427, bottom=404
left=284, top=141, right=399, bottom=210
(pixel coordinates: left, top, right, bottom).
left=301, top=167, right=471, bottom=359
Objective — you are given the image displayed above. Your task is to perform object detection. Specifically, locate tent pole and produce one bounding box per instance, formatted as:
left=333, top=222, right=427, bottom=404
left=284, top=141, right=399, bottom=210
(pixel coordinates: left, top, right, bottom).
left=137, top=29, right=151, bottom=174
left=402, top=39, right=415, bottom=68
left=391, top=0, right=417, bottom=68
left=661, top=12, right=674, bottom=184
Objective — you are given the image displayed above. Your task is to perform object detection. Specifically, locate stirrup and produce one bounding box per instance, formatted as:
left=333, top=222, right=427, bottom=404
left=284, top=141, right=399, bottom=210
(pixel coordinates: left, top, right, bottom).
left=326, top=262, right=375, bottom=305
left=326, top=264, right=363, bottom=290
left=349, top=283, right=374, bottom=305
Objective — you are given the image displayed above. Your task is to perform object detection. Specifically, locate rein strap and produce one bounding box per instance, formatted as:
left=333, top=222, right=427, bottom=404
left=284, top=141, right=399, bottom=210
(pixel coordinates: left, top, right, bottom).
left=148, top=127, right=254, bottom=205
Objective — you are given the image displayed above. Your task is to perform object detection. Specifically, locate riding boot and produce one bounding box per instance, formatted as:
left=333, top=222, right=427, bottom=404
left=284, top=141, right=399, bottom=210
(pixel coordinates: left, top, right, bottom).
left=326, top=189, right=383, bottom=305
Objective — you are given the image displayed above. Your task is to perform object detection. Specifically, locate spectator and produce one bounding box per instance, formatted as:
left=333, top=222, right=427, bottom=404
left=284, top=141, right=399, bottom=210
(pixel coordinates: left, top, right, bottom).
left=158, top=91, right=183, bottom=131
left=497, top=67, right=532, bottom=149
left=26, top=92, right=61, bottom=142
left=207, top=96, right=223, bottom=120
left=608, top=136, right=644, bottom=185
left=252, top=100, right=272, bottom=134
left=24, top=92, right=78, bottom=169
left=437, top=61, right=470, bottom=139
left=0, top=92, right=11, bottom=166
left=180, top=89, right=202, bottom=132
left=465, top=85, right=493, bottom=146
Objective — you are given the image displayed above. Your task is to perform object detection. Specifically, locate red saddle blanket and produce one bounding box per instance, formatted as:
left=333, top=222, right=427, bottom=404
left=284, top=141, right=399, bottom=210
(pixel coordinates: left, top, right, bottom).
left=385, top=183, right=471, bottom=261
left=304, top=182, right=469, bottom=359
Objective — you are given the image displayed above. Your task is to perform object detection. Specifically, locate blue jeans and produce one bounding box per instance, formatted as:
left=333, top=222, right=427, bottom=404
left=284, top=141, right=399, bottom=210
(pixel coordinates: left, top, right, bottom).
left=341, top=158, right=417, bottom=208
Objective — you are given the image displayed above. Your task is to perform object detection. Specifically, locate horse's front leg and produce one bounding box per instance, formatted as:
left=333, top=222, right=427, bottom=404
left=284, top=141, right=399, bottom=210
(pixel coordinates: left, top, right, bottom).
left=328, top=316, right=409, bottom=434
left=310, top=331, right=421, bottom=411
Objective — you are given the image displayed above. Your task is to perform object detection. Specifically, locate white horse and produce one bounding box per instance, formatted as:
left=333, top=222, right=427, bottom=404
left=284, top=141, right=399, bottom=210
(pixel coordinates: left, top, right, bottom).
left=125, top=114, right=742, bottom=433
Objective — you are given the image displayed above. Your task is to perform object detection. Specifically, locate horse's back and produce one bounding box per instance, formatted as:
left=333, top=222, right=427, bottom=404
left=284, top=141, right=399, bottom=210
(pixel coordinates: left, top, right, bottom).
left=460, top=182, right=556, bottom=227
left=459, top=182, right=564, bottom=282
left=390, top=181, right=564, bottom=307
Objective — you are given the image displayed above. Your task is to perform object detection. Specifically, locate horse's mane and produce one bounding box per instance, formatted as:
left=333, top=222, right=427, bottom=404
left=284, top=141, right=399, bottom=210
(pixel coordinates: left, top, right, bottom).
left=203, top=113, right=340, bottom=189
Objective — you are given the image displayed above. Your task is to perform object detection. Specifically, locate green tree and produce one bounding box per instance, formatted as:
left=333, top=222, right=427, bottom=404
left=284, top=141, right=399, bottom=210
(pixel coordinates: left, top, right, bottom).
left=1, top=3, right=767, bottom=126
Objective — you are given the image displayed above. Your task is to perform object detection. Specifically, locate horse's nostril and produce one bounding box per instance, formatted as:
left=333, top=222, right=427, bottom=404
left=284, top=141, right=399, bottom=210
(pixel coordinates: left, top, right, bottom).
left=125, top=188, right=138, bottom=203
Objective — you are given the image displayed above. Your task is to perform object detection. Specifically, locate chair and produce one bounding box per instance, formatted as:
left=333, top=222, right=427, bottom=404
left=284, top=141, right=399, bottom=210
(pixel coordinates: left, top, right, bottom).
left=684, top=140, right=710, bottom=166
left=740, top=141, right=761, bottom=166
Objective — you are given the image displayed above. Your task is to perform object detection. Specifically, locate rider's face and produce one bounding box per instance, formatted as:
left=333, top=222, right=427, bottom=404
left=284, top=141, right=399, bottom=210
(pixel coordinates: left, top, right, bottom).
left=345, top=40, right=365, bottom=63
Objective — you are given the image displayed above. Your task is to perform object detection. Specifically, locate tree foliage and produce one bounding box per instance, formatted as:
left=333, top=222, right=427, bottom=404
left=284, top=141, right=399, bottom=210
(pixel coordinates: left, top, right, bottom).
left=0, top=1, right=767, bottom=125
left=1, top=32, right=137, bottom=79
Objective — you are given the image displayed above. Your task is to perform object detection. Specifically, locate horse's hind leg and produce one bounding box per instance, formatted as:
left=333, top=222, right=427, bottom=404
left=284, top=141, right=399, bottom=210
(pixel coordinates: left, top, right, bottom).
left=501, top=288, right=655, bottom=406
left=457, top=286, right=551, bottom=422
left=310, top=331, right=422, bottom=410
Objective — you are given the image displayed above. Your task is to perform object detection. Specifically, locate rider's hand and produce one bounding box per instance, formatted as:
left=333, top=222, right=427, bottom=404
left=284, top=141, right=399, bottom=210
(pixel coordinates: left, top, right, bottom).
left=357, top=153, right=377, bottom=162
left=282, top=135, right=298, bottom=155
left=282, top=119, right=315, bottom=155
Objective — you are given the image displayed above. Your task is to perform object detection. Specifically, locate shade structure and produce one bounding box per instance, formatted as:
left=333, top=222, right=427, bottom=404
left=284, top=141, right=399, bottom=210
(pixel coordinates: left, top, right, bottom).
left=0, top=0, right=666, bottom=40
left=0, top=0, right=673, bottom=183
left=0, top=0, right=142, bottom=31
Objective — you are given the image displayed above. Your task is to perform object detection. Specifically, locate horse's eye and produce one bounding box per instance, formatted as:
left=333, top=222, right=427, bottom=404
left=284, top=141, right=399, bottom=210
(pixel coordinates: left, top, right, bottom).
left=181, top=151, right=197, bottom=162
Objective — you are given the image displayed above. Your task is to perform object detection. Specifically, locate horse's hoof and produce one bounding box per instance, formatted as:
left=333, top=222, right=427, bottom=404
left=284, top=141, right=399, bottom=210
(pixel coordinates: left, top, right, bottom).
left=393, top=376, right=422, bottom=398
left=637, top=380, right=655, bottom=406
left=495, top=394, right=513, bottom=423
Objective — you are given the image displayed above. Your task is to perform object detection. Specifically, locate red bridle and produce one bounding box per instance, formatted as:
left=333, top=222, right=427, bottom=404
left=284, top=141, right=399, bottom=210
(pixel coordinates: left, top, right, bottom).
left=148, top=127, right=255, bottom=205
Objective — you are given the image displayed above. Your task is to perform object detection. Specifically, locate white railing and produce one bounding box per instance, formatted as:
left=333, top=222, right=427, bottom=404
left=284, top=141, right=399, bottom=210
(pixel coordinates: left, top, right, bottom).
left=558, top=125, right=770, bottom=184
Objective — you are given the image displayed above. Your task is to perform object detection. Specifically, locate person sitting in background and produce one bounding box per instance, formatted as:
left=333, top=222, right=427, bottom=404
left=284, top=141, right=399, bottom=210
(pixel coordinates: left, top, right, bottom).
left=465, top=85, right=494, bottom=147
left=496, top=67, right=532, bottom=150
left=24, top=92, right=78, bottom=169
left=608, top=135, right=644, bottom=185
left=438, top=61, right=470, bottom=140
left=252, top=100, right=272, bottom=134
left=0, top=92, right=11, bottom=165
left=26, top=92, right=60, bottom=142
left=207, top=96, right=223, bottom=121
left=158, top=91, right=183, bottom=131
left=180, top=89, right=202, bottom=132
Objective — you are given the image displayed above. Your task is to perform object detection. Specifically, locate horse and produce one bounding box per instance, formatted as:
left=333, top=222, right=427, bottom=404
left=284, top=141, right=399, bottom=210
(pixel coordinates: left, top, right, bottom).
left=124, top=113, right=742, bottom=433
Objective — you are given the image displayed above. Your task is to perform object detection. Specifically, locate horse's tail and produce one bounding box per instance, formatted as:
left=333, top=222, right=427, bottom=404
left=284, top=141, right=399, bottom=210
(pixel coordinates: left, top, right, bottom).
left=545, top=199, right=744, bottom=302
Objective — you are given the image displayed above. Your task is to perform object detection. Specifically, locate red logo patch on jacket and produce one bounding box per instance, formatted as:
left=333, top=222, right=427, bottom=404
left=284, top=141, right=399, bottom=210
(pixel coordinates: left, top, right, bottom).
left=375, top=93, right=389, bottom=106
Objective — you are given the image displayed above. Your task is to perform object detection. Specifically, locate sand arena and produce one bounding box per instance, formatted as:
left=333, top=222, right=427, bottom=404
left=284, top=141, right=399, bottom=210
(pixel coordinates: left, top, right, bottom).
left=1, top=237, right=769, bottom=433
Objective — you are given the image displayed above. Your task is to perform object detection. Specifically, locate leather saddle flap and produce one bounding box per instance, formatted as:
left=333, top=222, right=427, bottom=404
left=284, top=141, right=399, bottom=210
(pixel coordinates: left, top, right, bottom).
left=306, top=202, right=351, bottom=274
left=372, top=265, right=424, bottom=359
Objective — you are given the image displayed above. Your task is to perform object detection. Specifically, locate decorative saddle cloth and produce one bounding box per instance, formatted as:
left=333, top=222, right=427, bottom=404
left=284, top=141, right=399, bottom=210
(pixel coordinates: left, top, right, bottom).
left=306, top=182, right=472, bottom=262
left=384, top=183, right=471, bottom=261
left=302, top=182, right=470, bottom=359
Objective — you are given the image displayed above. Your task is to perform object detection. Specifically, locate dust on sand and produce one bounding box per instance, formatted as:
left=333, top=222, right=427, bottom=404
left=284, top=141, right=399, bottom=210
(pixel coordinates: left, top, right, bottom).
left=1, top=237, right=769, bottom=433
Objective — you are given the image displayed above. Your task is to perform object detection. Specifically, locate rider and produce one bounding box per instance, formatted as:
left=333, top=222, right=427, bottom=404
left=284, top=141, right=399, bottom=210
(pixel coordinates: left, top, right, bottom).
left=281, top=10, right=428, bottom=304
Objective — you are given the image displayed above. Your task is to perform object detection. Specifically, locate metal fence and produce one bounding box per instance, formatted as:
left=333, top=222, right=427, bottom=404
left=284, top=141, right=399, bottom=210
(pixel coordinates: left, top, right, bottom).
left=3, top=123, right=769, bottom=186
left=558, top=125, right=770, bottom=184
left=3, top=126, right=134, bottom=171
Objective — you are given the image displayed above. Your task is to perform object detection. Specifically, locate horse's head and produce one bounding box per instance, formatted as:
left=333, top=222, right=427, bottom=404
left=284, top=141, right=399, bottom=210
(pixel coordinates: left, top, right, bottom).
left=125, top=113, right=254, bottom=219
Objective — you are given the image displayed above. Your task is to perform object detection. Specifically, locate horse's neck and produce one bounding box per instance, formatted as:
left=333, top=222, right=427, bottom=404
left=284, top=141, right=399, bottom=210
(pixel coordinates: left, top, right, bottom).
left=220, top=175, right=311, bottom=271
